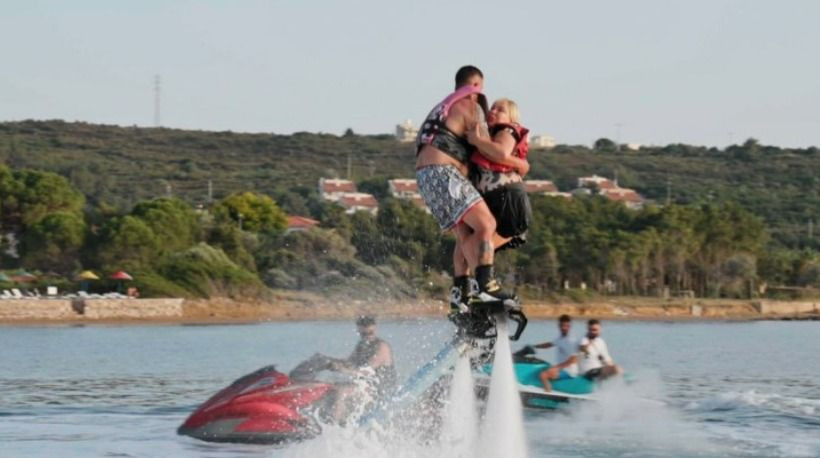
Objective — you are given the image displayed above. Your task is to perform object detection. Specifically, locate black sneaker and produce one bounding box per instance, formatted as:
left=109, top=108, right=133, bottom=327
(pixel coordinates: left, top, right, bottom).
left=476, top=278, right=519, bottom=306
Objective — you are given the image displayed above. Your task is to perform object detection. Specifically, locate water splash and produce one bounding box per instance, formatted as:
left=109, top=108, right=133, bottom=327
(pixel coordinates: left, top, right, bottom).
left=441, top=355, right=478, bottom=457
left=478, top=317, right=528, bottom=458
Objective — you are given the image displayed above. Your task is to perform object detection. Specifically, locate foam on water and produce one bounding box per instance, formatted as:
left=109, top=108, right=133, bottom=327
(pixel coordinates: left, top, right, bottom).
left=528, top=369, right=721, bottom=456
left=479, top=318, right=528, bottom=458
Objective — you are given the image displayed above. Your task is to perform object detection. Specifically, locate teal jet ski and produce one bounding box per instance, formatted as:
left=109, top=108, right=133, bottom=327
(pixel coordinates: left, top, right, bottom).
left=477, top=346, right=597, bottom=410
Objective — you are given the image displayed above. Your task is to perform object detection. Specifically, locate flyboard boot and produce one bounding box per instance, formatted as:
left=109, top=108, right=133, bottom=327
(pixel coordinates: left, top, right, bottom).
left=448, top=267, right=527, bottom=344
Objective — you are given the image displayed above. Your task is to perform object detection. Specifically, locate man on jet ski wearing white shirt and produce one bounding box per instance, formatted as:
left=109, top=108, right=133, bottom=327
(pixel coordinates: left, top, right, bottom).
left=579, top=318, right=622, bottom=380
left=533, top=314, right=579, bottom=391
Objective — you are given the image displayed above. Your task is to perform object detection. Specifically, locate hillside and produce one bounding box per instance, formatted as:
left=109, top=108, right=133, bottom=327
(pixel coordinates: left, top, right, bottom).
left=0, top=120, right=817, bottom=249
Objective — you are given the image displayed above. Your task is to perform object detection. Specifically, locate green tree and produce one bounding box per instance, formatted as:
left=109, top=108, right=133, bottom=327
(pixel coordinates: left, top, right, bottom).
left=213, top=191, right=287, bottom=234
left=96, top=215, right=161, bottom=270
left=131, top=198, right=201, bottom=254
left=20, top=211, right=86, bottom=274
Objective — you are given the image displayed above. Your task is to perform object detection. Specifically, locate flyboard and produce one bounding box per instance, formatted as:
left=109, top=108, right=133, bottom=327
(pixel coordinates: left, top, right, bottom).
left=359, top=298, right=528, bottom=426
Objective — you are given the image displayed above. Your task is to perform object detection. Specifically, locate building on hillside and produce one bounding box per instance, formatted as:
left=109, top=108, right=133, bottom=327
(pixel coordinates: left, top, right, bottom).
left=388, top=178, right=419, bottom=198
left=524, top=180, right=571, bottom=198
left=530, top=135, right=557, bottom=149
left=319, top=178, right=356, bottom=201
left=337, top=192, right=379, bottom=215
left=626, top=143, right=642, bottom=151
left=396, top=120, right=419, bottom=142
left=388, top=178, right=429, bottom=212
left=600, top=187, right=644, bottom=210
left=524, top=180, right=558, bottom=194
left=286, top=215, right=320, bottom=233
left=575, top=174, right=644, bottom=209
left=577, top=174, right=617, bottom=191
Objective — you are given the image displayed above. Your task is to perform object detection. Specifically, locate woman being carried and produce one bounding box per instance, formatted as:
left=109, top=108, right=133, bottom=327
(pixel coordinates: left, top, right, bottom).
left=451, top=98, right=532, bottom=309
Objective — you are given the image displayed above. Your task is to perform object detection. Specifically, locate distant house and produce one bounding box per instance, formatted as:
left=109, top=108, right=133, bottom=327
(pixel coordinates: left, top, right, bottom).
left=600, top=188, right=644, bottom=210
left=388, top=178, right=419, bottom=198
left=524, top=180, right=558, bottom=194
left=577, top=174, right=617, bottom=191
left=575, top=175, right=644, bottom=209
left=319, top=178, right=357, bottom=201
left=337, top=192, right=379, bottom=215
left=388, top=178, right=429, bottom=212
left=530, top=135, right=557, bottom=149
left=395, top=120, right=419, bottom=143
left=286, top=215, right=319, bottom=233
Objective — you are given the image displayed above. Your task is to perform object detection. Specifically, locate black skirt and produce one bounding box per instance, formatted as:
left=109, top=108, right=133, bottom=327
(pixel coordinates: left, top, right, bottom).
left=481, top=181, right=532, bottom=250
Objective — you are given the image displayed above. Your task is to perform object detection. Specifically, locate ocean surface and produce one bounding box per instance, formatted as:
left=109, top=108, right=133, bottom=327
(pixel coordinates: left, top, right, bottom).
left=1, top=319, right=818, bottom=457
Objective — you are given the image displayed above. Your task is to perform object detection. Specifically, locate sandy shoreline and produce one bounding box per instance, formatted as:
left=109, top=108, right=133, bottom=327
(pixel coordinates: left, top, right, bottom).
left=1, top=293, right=817, bottom=326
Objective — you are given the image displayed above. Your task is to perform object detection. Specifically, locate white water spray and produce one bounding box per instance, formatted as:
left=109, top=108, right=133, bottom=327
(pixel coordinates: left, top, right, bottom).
left=479, top=317, right=528, bottom=458
left=441, top=355, right=478, bottom=456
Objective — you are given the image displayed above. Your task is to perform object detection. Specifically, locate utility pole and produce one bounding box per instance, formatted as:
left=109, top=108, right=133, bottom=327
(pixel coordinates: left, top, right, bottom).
left=347, top=154, right=352, bottom=180
left=666, top=177, right=672, bottom=206
left=615, top=123, right=622, bottom=152
left=154, top=75, right=161, bottom=127
left=207, top=179, right=213, bottom=204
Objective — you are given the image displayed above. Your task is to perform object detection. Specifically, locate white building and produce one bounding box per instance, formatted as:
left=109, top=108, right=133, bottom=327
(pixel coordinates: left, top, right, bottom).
left=530, top=134, right=557, bottom=149
left=387, top=178, right=429, bottom=212
left=395, top=120, right=419, bottom=142
left=337, top=192, right=379, bottom=215
left=319, top=178, right=357, bottom=201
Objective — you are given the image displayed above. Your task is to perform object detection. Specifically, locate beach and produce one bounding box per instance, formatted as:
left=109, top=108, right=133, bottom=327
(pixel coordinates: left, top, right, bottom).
left=1, top=292, right=817, bottom=325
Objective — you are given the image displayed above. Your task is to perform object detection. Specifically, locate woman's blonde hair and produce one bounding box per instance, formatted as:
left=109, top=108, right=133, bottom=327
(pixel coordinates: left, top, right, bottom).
left=494, top=98, right=520, bottom=124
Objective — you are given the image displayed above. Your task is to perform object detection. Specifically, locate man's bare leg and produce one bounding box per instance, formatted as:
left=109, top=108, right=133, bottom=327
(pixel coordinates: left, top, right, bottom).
left=460, top=202, right=516, bottom=302
left=450, top=224, right=473, bottom=310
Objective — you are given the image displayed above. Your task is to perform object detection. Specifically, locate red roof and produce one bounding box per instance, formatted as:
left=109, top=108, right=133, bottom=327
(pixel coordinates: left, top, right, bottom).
left=389, top=179, right=419, bottom=193
left=524, top=180, right=558, bottom=193
left=287, top=215, right=319, bottom=229
left=338, top=193, right=379, bottom=208
left=597, top=180, right=617, bottom=190
left=321, top=179, right=356, bottom=194
left=601, top=188, right=643, bottom=203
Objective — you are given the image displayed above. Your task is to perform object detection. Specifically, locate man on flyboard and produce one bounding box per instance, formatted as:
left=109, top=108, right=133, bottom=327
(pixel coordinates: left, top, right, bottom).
left=415, top=65, right=525, bottom=332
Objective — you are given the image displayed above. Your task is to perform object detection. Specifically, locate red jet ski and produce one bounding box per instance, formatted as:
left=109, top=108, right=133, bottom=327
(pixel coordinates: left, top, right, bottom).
left=177, top=364, right=332, bottom=444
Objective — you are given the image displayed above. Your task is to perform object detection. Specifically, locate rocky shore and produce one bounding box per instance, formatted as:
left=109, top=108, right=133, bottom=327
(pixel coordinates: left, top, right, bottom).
left=0, top=291, right=817, bottom=325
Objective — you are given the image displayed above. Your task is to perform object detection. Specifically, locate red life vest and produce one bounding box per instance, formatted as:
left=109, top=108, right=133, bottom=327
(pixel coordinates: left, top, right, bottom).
left=470, top=123, right=530, bottom=173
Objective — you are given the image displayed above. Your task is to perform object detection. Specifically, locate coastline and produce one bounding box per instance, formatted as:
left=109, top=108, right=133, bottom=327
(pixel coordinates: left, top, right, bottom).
left=0, top=292, right=817, bottom=326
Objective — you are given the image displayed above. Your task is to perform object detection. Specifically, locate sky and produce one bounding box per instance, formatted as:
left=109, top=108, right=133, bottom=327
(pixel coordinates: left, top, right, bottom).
left=2, top=0, right=819, bottom=148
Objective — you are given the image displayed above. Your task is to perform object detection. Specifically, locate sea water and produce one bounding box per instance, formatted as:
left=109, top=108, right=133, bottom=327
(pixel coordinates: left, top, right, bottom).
left=1, top=320, right=819, bottom=457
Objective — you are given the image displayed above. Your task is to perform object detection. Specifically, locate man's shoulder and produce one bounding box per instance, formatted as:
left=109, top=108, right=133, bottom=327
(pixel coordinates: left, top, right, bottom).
left=449, top=97, right=477, bottom=114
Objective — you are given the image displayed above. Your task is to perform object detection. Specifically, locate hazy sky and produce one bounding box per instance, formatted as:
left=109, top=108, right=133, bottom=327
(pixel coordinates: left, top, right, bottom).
left=2, top=0, right=819, bottom=147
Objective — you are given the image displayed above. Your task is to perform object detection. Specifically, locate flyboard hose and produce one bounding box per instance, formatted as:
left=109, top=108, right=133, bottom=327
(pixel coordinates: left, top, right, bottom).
left=359, top=301, right=527, bottom=426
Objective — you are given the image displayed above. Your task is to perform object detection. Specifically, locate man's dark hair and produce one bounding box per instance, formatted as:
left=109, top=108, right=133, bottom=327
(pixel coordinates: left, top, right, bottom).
left=588, top=319, right=601, bottom=327
left=455, top=65, right=483, bottom=88
left=559, top=314, right=572, bottom=323
left=356, top=315, right=376, bottom=326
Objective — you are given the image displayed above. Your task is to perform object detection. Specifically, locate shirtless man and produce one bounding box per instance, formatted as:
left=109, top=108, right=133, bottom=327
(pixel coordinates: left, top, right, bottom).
left=415, top=66, right=528, bottom=309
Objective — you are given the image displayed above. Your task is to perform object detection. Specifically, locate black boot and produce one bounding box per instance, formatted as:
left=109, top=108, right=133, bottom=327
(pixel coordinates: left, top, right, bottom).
left=474, top=265, right=518, bottom=305
left=449, top=276, right=471, bottom=312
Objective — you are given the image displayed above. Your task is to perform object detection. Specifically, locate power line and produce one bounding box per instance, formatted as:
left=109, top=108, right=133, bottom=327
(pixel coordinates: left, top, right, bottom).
left=153, top=75, right=161, bottom=127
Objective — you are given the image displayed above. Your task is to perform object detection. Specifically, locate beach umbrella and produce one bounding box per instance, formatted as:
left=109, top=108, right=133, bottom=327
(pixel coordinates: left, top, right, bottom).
left=75, top=270, right=100, bottom=292
left=110, top=271, right=133, bottom=281
left=110, top=271, right=133, bottom=293
left=76, top=270, right=100, bottom=281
